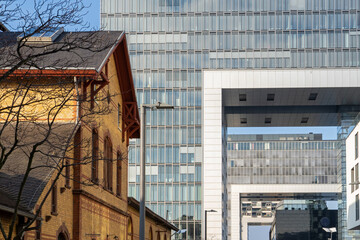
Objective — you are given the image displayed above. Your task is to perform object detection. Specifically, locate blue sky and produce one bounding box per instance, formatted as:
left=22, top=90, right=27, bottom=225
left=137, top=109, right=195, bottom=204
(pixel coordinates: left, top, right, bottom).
left=9, top=0, right=100, bottom=31
left=11, top=2, right=339, bottom=240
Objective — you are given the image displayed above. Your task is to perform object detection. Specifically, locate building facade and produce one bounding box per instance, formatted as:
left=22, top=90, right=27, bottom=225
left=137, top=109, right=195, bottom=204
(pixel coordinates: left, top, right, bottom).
left=228, top=134, right=338, bottom=185
left=270, top=200, right=338, bottom=240
left=346, top=120, right=360, bottom=231
left=100, top=1, right=360, bottom=239
left=0, top=30, right=177, bottom=240
left=227, top=134, right=338, bottom=239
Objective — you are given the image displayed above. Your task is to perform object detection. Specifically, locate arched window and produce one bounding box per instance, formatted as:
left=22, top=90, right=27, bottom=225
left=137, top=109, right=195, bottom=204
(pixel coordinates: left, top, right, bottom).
left=104, top=136, right=113, bottom=191
left=56, top=224, right=70, bottom=240
left=127, top=217, right=133, bottom=240
left=58, top=233, right=67, bottom=240
left=116, top=151, right=122, bottom=196
left=91, top=129, right=99, bottom=183
left=149, top=227, right=153, bottom=240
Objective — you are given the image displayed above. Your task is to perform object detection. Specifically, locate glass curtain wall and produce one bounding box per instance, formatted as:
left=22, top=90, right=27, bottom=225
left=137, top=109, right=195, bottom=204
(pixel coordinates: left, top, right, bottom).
left=227, top=137, right=338, bottom=185
left=101, top=0, right=360, bottom=239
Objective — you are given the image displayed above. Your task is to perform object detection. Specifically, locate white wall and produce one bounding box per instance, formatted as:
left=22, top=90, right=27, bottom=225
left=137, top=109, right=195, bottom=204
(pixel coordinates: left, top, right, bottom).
left=347, top=122, right=360, bottom=230
left=202, top=69, right=360, bottom=240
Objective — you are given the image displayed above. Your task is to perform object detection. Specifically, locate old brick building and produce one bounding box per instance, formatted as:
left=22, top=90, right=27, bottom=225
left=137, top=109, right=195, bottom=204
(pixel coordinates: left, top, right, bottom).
left=0, top=29, right=177, bottom=240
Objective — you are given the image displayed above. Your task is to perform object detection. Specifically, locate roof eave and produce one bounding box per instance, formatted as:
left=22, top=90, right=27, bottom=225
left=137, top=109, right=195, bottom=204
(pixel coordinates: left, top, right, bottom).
left=0, top=204, right=35, bottom=219
left=0, top=68, right=98, bottom=77
left=127, top=197, right=179, bottom=231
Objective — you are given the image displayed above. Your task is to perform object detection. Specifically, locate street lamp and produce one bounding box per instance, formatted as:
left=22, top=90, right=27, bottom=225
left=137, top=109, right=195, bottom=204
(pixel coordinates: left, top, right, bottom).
left=322, top=227, right=336, bottom=240
left=205, top=209, right=217, bottom=240
left=139, top=102, right=174, bottom=240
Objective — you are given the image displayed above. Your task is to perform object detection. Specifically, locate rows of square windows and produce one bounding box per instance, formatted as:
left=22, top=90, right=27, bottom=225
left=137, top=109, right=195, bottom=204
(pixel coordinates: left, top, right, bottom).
left=105, top=12, right=360, bottom=33
left=229, top=157, right=338, bottom=168
left=133, top=71, right=202, bottom=88
left=128, top=184, right=202, bottom=219
left=102, top=0, right=360, bottom=14
left=142, top=109, right=201, bottom=126
left=128, top=32, right=360, bottom=52
left=127, top=126, right=202, bottom=145
left=228, top=175, right=337, bottom=184
left=228, top=141, right=337, bottom=150
left=129, top=166, right=201, bottom=183
left=130, top=51, right=360, bottom=70
left=129, top=146, right=202, bottom=164
left=136, top=89, right=202, bottom=107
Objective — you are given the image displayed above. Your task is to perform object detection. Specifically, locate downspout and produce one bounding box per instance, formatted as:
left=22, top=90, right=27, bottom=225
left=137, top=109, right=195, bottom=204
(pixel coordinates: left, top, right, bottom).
left=74, top=76, right=80, bottom=124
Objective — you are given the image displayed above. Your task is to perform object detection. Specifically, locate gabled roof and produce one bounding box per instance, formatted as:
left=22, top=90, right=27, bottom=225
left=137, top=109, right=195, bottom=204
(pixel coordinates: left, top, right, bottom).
left=0, top=31, right=124, bottom=72
left=0, top=122, right=77, bottom=213
left=128, top=197, right=179, bottom=232
left=0, top=30, right=140, bottom=138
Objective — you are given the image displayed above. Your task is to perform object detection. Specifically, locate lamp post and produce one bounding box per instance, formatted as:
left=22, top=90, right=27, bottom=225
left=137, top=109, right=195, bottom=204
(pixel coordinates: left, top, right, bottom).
left=205, top=209, right=217, bottom=240
left=140, top=102, right=174, bottom=240
left=322, top=227, right=336, bottom=240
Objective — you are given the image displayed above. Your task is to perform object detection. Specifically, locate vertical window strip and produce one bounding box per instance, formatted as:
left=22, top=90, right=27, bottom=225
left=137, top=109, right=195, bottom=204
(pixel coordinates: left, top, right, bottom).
left=117, top=151, right=122, bottom=196
left=356, top=164, right=359, bottom=191
left=118, top=103, right=121, bottom=129
left=104, top=137, right=113, bottom=191
left=356, top=194, right=359, bottom=221
left=352, top=167, right=355, bottom=193
left=92, top=129, right=99, bottom=183
left=356, top=132, right=358, bottom=159
left=65, top=159, right=71, bottom=188
left=51, top=182, right=58, bottom=215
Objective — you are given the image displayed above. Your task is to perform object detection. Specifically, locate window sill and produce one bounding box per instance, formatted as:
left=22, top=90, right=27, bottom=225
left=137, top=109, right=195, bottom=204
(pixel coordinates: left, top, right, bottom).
left=103, top=187, right=113, bottom=194
left=91, top=178, right=99, bottom=185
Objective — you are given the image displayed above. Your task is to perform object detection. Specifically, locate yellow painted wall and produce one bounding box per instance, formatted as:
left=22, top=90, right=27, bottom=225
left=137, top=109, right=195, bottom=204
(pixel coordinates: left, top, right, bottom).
left=0, top=79, right=76, bottom=122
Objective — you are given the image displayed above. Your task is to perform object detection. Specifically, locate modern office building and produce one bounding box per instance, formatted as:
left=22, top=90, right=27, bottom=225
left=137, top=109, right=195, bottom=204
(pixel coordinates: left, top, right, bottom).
left=228, top=133, right=337, bottom=185
left=346, top=120, right=360, bottom=230
left=100, top=1, right=360, bottom=239
left=227, top=134, right=338, bottom=239
left=269, top=200, right=338, bottom=240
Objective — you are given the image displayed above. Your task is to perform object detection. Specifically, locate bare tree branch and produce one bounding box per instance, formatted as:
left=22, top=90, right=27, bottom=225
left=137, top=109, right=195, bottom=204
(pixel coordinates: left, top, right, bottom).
left=0, top=1, right=126, bottom=239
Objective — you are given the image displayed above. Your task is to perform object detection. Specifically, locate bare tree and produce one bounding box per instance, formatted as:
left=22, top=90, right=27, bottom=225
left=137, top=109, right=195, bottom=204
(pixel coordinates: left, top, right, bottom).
left=0, top=1, right=129, bottom=239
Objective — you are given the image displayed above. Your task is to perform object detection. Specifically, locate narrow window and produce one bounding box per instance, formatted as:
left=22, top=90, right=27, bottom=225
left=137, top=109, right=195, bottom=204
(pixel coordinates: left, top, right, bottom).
left=352, top=167, right=355, bottom=193
left=104, top=137, right=113, bottom=191
left=127, top=217, right=133, bottom=240
left=118, top=103, right=121, bottom=129
left=116, top=151, right=122, bottom=196
left=356, top=132, right=358, bottom=159
left=90, top=83, right=95, bottom=109
left=51, top=182, right=58, bottom=215
left=35, top=209, right=41, bottom=240
left=90, top=83, right=98, bottom=109
left=356, top=164, right=359, bottom=190
left=356, top=194, right=359, bottom=221
left=91, top=129, right=99, bottom=183
left=65, top=160, right=70, bottom=188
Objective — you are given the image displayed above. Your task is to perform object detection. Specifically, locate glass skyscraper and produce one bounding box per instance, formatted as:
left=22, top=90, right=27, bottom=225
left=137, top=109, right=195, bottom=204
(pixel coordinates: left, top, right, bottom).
left=101, top=1, right=360, bottom=239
